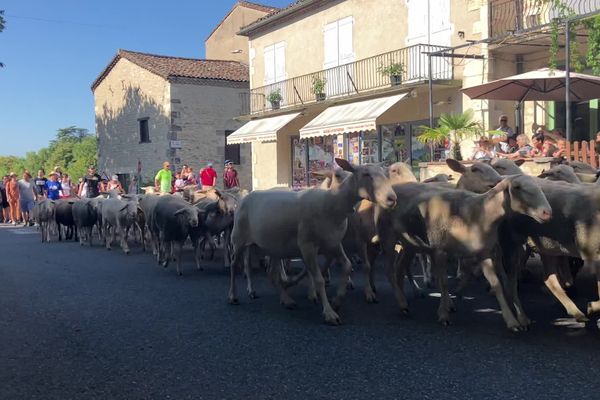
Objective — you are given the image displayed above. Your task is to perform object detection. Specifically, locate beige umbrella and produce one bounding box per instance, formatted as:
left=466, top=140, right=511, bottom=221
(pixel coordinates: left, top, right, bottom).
left=462, top=68, right=600, bottom=102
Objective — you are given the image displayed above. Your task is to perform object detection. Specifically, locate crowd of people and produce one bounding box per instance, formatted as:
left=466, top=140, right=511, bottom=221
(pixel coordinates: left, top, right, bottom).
left=154, top=160, right=239, bottom=194
left=467, top=115, right=592, bottom=162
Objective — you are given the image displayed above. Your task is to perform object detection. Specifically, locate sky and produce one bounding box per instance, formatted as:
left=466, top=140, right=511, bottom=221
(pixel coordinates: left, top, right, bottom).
left=0, top=0, right=291, bottom=157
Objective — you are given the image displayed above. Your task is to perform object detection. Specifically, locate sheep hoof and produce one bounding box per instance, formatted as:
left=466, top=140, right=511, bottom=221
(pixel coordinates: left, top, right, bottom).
left=400, top=308, right=410, bottom=315
left=229, top=297, right=240, bottom=305
left=323, top=311, right=342, bottom=326
left=346, top=280, right=355, bottom=290
left=575, top=312, right=589, bottom=322
left=248, top=291, right=258, bottom=300
left=439, top=319, right=451, bottom=327
left=282, top=300, right=297, bottom=310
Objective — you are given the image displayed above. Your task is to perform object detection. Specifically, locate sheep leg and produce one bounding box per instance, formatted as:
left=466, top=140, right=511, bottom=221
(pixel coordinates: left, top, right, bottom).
left=175, top=241, right=183, bottom=276
left=383, top=242, right=409, bottom=313
left=244, top=248, right=257, bottom=299
left=228, top=246, right=244, bottom=305
left=223, top=228, right=232, bottom=268
left=300, top=245, right=340, bottom=325
left=541, top=254, right=587, bottom=321
left=480, top=257, right=522, bottom=331
left=192, top=236, right=204, bottom=271
left=104, top=223, right=112, bottom=250
left=587, top=262, right=600, bottom=315
left=331, top=245, right=353, bottom=310
left=431, top=251, right=452, bottom=325
left=269, top=258, right=296, bottom=309
left=503, top=246, right=531, bottom=328
left=121, top=225, right=130, bottom=255
left=360, top=243, right=377, bottom=303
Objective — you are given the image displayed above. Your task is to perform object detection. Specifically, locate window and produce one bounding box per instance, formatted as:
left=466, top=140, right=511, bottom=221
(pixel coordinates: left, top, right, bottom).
left=323, top=16, right=354, bottom=96
left=139, top=118, right=150, bottom=143
left=225, top=130, right=240, bottom=165
left=263, top=41, right=286, bottom=85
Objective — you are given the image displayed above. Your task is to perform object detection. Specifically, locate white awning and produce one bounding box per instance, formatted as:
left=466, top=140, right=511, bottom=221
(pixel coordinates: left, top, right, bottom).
left=299, top=93, right=408, bottom=139
left=227, top=112, right=302, bottom=144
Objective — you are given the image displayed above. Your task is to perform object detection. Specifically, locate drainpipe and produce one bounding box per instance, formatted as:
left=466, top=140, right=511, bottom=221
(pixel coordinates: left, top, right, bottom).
left=565, top=19, right=572, bottom=142
left=515, top=54, right=524, bottom=134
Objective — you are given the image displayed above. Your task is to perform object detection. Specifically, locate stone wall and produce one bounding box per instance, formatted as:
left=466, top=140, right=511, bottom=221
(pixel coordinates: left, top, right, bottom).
left=170, top=80, right=252, bottom=190
left=94, top=58, right=171, bottom=183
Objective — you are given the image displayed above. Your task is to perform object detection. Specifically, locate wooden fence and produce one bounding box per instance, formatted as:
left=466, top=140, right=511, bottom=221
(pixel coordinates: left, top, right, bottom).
left=565, top=140, right=598, bottom=168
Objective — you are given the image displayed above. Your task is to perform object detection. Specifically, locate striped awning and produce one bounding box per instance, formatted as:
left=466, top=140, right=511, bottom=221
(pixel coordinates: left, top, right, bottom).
left=299, top=93, right=408, bottom=139
left=227, top=112, right=302, bottom=144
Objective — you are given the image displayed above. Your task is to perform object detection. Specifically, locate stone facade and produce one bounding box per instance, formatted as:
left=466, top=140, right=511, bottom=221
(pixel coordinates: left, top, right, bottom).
left=94, top=57, right=251, bottom=189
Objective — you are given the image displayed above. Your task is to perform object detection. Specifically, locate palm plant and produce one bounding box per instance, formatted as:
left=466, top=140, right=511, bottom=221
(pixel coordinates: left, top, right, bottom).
left=417, top=110, right=482, bottom=161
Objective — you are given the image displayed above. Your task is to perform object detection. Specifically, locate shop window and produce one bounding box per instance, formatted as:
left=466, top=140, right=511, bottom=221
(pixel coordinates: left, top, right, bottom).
left=225, top=130, right=241, bottom=165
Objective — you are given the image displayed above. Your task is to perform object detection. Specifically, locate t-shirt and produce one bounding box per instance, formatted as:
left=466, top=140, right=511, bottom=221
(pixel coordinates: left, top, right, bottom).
left=17, top=179, right=35, bottom=202
left=34, top=177, right=48, bottom=196
left=83, top=174, right=101, bottom=198
left=223, top=169, right=239, bottom=189
left=155, top=169, right=173, bottom=193
left=46, top=181, right=62, bottom=200
left=200, top=168, right=217, bottom=187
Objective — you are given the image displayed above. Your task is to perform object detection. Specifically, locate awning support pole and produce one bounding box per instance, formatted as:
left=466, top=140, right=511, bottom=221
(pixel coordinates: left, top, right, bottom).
left=565, top=19, right=572, bottom=142
left=428, top=53, right=434, bottom=128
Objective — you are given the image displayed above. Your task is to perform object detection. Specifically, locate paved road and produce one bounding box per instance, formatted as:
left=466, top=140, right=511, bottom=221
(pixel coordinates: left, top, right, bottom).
left=1, top=225, right=599, bottom=400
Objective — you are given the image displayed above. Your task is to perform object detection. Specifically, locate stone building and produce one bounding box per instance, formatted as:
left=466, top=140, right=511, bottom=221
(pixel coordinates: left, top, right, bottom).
left=92, top=49, right=251, bottom=189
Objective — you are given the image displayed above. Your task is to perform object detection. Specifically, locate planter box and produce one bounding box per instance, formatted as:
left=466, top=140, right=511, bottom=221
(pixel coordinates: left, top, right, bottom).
left=390, top=75, right=402, bottom=86
left=270, top=100, right=280, bottom=110
left=315, top=93, right=326, bottom=102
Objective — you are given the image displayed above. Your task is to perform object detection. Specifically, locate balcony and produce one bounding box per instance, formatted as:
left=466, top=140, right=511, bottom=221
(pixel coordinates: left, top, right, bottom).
left=489, top=0, right=600, bottom=38
left=246, top=44, right=454, bottom=115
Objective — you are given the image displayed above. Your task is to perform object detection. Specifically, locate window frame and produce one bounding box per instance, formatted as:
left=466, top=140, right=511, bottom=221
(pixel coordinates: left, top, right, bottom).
left=139, top=117, right=150, bottom=143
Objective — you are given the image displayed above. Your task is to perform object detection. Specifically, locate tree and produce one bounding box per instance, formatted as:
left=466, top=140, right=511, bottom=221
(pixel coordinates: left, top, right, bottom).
left=417, top=110, right=482, bottom=161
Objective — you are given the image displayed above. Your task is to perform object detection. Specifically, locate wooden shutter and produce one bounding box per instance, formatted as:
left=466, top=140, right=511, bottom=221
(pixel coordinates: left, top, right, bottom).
left=263, top=45, right=275, bottom=85
left=323, top=21, right=339, bottom=69
left=338, top=16, right=354, bottom=64
left=274, top=41, right=286, bottom=83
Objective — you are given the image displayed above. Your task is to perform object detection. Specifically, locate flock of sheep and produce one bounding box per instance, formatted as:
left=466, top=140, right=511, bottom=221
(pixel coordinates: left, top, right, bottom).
left=30, top=157, right=600, bottom=332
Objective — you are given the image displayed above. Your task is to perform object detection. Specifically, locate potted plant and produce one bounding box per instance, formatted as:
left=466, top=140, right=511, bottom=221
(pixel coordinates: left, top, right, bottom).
left=416, top=109, right=481, bottom=161
left=267, top=89, right=282, bottom=110
left=378, top=62, right=406, bottom=86
left=312, top=76, right=327, bottom=101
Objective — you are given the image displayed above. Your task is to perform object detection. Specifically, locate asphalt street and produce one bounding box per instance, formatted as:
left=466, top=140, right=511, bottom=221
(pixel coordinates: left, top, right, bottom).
left=1, top=224, right=600, bottom=400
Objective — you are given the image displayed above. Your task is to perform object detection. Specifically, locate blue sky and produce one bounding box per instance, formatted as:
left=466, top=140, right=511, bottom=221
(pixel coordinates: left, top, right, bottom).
left=0, top=0, right=291, bottom=156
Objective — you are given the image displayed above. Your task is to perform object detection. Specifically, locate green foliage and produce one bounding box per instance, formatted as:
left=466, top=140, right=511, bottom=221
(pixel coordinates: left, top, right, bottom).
left=267, top=89, right=282, bottom=103
left=311, top=75, right=327, bottom=94
left=0, top=126, right=97, bottom=179
left=417, top=110, right=482, bottom=161
left=0, top=10, right=5, bottom=68
left=545, top=0, right=584, bottom=72
left=584, top=15, right=600, bottom=75
left=377, top=62, right=405, bottom=77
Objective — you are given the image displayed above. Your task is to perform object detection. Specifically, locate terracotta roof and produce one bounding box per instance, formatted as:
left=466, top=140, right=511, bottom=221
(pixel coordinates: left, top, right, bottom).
left=206, top=1, right=279, bottom=42
left=92, top=49, right=249, bottom=90
left=238, top=0, right=319, bottom=36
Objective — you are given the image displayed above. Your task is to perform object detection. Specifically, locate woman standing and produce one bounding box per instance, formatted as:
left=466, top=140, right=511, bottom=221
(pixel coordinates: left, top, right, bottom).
left=60, top=173, right=72, bottom=198
left=106, top=175, right=124, bottom=193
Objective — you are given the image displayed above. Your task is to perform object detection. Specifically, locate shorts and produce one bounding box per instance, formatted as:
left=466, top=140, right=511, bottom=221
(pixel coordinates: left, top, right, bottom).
left=20, top=199, right=35, bottom=213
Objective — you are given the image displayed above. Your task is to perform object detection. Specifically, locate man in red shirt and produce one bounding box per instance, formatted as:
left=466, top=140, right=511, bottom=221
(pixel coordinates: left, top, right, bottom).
left=199, top=162, right=217, bottom=190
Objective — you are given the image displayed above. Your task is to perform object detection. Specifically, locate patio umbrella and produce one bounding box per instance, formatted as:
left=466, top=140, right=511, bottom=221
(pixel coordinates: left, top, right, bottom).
left=461, top=68, right=600, bottom=102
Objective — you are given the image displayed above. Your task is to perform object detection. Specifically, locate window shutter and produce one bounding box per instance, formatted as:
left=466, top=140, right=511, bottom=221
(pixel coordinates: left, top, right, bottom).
left=323, top=21, right=339, bottom=69
left=337, top=16, right=354, bottom=64
left=274, top=42, right=286, bottom=83
left=406, top=0, right=427, bottom=45
left=263, top=45, right=275, bottom=85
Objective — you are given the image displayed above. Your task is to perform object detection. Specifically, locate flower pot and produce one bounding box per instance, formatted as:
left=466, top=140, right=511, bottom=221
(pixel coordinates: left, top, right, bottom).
left=270, top=100, right=280, bottom=110
left=315, top=93, right=326, bottom=102
left=390, top=75, right=402, bottom=86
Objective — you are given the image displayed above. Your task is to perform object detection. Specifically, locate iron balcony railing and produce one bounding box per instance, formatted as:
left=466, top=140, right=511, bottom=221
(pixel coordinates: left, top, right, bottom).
left=489, top=0, right=600, bottom=38
left=247, top=44, right=454, bottom=115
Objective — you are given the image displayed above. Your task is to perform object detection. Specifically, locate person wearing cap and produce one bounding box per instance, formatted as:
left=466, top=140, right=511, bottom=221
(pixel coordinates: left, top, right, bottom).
left=18, top=171, right=36, bottom=226
left=80, top=165, right=101, bottom=198
left=6, top=172, right=20, bottom=225
left=199, top=162, right=217, bottom=190
left=155, top=161, right=173, bottom=194
left=223, top=160, right=239, bottom=189
left=107, top=174, right=124, bottom=193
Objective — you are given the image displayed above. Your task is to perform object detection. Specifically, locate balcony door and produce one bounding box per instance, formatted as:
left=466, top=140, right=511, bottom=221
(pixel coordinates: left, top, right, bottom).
left=264, top=41, right=287, bottom=109
left=323, top=16, right=355, bottom=98
left=405, top=0, right=451, bottom=80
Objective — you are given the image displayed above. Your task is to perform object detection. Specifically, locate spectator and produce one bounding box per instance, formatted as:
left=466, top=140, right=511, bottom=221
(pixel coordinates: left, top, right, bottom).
left=553, top=139, right=567, bottom=158
left=34, top=169, right=48, bottom=198
left=80, top=166, right=101, bottom=198
left=529, top=133, right=545, bottom=157
left=500, top=134, right=532, bottom=160
left=0, top=176, right=8, bottom=223
left=155, top=161, right=173, bottom=194
left=594, top=131, right=600, bottom=155
left=541, top=138, right=558, bottom=158
left=199, top=162, right=217, bottom=190
left=60, top=173, right=72, bottom=198
left=174, top=173, right=186, bottom=192
left=6, top=172, right=20, bottom=225
left=470, top=137, right=495, bottom=160
left=18, top=171, right=36, bottom=226
left=107, top=175, right=124, bottom=193
left=493, top=115, right=516, bottom=152
left=184, top=166, right=196, bottom=186
left=46, top=172, right=62, bottom=200
left=223, top=160, right=240, bottom=189
left=128, top=176, right=138, bottom=195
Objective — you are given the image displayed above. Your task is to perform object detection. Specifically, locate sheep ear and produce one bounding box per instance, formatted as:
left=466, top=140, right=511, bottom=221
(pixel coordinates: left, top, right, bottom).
left=174, top=208, right=188, bottom=216
left=446, top=159, right=466, bottom=174
left=514, top=159, right=526, bottom=166
left=491, top=178, right=510, bottom=193
left=335, top=158, right=355, bottom=173
left=538, top=169, right=548, bottom=178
